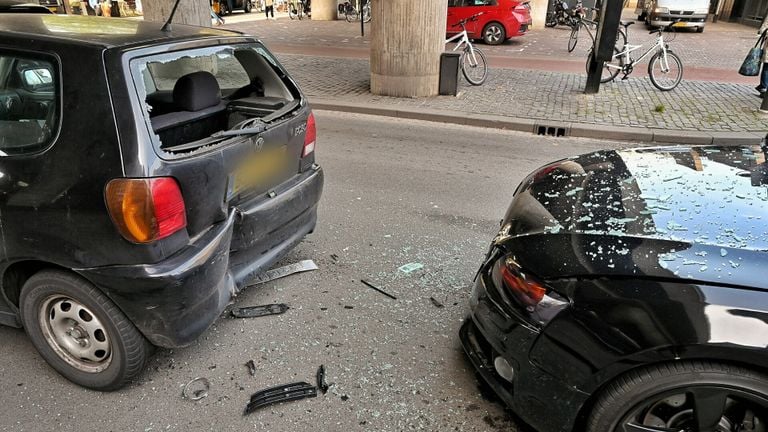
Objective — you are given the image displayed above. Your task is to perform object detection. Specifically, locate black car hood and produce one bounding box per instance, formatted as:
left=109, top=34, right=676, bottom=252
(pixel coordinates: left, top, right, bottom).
left=501, top=145, right=768, bottom=290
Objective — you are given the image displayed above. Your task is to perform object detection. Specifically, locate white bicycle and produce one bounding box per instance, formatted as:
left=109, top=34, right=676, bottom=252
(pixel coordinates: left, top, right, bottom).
left=589, top=20, right=683, bottom=91
left=446, top=12, right=488, bottom=86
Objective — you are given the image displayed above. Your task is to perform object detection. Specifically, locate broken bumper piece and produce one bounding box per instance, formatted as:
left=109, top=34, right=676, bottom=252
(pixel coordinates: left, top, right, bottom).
left=244, top=381, right=317, bottom=415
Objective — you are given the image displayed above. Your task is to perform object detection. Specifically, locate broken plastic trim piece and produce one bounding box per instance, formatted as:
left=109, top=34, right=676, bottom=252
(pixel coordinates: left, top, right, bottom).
left=231, top=303, right=290, bottom=318
left=244, top=381, right=317, bottom=415
left=243, top=260, right=319, bottom=287
left=361, top=279, right=397, bottom=300
left=316, top=365, right=329, bottom=394
left=182, top=377, right=210, bottom=401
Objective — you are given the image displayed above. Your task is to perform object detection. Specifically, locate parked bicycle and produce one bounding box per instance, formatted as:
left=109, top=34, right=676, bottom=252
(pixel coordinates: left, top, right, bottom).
left=545, top=0, right=577, bottom=28
left=340, top=0, right=370, bottom=23
left=446, top=12, right=489, bottom=85
left=289, top=0, right=310, bottom=20
left=568, top=5, right=626, bottom=53
left=587, top=21, right=683, bottom=91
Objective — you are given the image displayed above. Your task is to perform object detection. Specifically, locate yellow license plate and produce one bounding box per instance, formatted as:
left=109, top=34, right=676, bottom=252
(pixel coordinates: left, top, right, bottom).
left=228, top=146, right=287, bottom=198
left=672, top=22, right=687, bottom=27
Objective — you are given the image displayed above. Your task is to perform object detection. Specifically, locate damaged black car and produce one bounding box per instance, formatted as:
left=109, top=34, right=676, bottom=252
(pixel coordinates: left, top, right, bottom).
left=0, top=15, right=322, bottom=390
left=461, top=145, right=768, bottom=432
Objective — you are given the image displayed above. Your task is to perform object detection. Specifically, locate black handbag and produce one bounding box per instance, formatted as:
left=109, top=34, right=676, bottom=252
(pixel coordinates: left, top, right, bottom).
left=739, top=30, right=767, bottom=76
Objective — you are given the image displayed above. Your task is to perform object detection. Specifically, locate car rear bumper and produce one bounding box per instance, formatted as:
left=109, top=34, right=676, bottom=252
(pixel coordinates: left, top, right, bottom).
left=460, top=274, right=589, bottom=432
left=78, top=166, right=324, bottom=348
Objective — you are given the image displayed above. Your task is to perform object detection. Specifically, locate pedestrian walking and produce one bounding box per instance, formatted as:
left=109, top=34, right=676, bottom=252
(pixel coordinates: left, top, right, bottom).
left=757, top=12, right=768, bottom=97
left=265, top=0, right=274, bottom=19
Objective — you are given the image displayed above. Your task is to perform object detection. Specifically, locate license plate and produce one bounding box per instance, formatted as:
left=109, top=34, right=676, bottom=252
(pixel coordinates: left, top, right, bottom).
left=227, top=145, right=287, bottom=199
left=672, top=22, right=687, bottom=27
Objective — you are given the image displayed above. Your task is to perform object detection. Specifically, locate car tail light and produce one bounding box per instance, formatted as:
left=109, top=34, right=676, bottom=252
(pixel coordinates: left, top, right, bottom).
left=105, top=178, right=187, bottom=244
left=303, top=112, right=316, bottom=157
left=500, top=257, right=547, bottom=307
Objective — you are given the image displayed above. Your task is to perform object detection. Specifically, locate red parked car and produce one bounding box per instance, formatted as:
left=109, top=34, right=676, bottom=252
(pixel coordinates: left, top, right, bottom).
left=447, top=0, right=532, bottom=45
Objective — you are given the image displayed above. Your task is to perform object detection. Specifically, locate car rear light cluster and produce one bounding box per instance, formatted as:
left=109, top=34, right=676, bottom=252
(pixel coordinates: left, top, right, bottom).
left=500, top=257, right=547, bottom=308
left=302, top=111, right=316, bottom=157
left=105, top=178, right=187, bottom=244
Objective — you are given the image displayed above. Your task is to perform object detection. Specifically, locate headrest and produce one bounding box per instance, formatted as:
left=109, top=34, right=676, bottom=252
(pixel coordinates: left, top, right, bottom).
left=173, top=71, right=221, bottom=112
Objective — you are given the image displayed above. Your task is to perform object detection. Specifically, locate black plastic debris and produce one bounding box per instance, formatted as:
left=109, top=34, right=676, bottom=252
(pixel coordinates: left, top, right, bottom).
left=244, top=381, right=317, bottom=415
left=429, top=297, right=445, bottom=309
left=182, top=377, right=210, bottom=401
left=231, top=303, right=289, bottom=319
left=245, top=360, right=256, bottom=377
left=360, top=279, right=397, bottom=300
left=316, top=365, right=329, bottom=394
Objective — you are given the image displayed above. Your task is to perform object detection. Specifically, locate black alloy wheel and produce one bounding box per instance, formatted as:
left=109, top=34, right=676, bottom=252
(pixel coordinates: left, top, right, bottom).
left=587, top=362, right=768, bottom=432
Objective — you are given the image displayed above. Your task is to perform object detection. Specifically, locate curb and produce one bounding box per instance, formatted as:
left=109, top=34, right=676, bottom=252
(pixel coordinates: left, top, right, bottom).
left=309, top=98, right=765, bottom=146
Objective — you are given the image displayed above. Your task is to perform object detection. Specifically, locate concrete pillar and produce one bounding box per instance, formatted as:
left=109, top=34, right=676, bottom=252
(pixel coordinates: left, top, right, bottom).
left=142, top=0, right=210, bottom=27
left=370, top=0, right=446, bottom=97
left=531, top=0, right=548, bottom=28
left=311, top=0, right=338, bottom=20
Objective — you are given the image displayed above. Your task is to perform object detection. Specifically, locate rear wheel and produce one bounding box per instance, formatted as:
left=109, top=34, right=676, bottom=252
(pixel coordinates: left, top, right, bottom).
left=461, top=47, right=488, bottom=85
left=586, top=47, right=624, bottom=83
left=483, top=22, right=506, bottom=45
left=362, top=4, right=371, bottom=23
left=648, top=50, right=683, bottom=91
left=587, top=362, right=768, bottom=432
left=20, top=270, right=150, bottom=391
left=289, top=4, right=297, bottom=19
left=568, top=24, right=579, bottom=52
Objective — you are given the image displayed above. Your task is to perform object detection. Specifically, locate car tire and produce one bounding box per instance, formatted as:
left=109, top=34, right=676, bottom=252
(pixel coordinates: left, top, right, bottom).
left=19, top=270, right=150, bottom=391
left=587, top=361, right=768, bottom=432
left=482, top=22, right=506, bottom=45
left=696, top=26, right=704, bottom=33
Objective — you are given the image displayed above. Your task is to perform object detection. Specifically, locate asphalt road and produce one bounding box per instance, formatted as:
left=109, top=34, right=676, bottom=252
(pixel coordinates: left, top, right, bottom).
left=0, top=112, right=631, bottom=432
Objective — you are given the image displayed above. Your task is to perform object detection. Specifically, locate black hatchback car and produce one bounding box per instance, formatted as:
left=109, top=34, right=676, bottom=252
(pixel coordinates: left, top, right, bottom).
left=0, top=16, right=323, bottom=390
left=462, top=145, right=767, bottom=432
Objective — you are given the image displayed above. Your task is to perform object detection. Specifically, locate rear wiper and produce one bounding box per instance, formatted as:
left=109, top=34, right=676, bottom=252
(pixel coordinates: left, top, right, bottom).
left=211, top=124, right=266, bottom=138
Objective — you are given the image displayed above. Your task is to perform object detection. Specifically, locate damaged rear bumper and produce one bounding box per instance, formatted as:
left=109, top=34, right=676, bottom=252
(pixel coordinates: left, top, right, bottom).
left=77, top=166, right=323, bottom=348
left=460, top=275, right=589, bottom=432
left=78, top=210, right=237, bottom=348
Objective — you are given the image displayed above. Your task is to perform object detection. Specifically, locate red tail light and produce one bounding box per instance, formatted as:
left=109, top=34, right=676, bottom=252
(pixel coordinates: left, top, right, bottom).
left=105, top=177, right=187, bottom=244
left=303, top=112, right=316, bottom=157
left=500, top=257, right=547, bottom=307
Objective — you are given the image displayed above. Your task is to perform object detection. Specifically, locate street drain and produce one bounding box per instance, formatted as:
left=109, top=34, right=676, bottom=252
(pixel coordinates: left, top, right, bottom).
left=537, top=125, right=567, bottom=137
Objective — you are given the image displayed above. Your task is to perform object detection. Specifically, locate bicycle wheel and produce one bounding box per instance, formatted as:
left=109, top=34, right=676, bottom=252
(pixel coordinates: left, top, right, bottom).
left=461, top=47, right=488, bottom=85
left=363, top=4, right=371, bottom=23
left=586, top=47, right=624, bottom=83
left=568, top=24, right=579, bottom=53
left=615, top=27, right=627, bottom=51
left=298, top=5, right=304, bottom=19
left=345, top=8, right=358, bottom=22
left=648, top=50, right=683, bottom=91
left=289, top=6, right=297, bottom=19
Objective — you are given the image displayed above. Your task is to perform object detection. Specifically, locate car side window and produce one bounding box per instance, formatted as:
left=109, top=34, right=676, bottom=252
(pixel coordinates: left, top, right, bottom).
left=0, top=53, right=59, bottom=156
left=466, top=0, right=497, bottom=5
left=448, top=0, right=463, bottom=7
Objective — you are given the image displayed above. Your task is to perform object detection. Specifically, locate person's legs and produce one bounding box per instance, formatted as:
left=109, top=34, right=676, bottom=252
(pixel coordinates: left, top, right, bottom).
left=226, top=0, right=233, bottom=14
left=760, top=63, right=768, bottom=93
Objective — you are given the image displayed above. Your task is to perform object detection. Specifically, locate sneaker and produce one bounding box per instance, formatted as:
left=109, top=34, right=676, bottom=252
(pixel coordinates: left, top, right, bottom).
left=757, top=85, right=766, bottom=93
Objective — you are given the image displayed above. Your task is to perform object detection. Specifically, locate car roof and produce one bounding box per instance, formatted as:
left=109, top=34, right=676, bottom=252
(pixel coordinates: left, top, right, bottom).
left=0, top=14, right=246, bottom=49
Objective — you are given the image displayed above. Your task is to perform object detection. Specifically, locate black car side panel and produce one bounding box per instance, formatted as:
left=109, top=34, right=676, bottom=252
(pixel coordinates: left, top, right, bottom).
left=529, top=278, right=768, bottom=394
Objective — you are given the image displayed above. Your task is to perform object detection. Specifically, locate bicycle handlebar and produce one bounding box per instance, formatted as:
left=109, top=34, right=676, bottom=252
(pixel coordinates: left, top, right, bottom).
left=451, top=12, right=485, bottom=28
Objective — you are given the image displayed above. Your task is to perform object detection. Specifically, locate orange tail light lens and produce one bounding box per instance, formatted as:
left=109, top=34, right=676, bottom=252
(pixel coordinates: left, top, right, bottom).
left=303, top=111, right=316, bottom=157
left=105, top=178, right=187, bottom=244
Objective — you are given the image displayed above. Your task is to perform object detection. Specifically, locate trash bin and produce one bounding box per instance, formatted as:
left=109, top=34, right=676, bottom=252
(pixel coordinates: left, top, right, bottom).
left=439, top=52, right=460, bottom=96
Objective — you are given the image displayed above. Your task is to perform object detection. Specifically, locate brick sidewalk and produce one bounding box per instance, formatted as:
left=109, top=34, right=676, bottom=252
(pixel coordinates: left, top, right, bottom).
left=280, top=54, right=768, bottom=133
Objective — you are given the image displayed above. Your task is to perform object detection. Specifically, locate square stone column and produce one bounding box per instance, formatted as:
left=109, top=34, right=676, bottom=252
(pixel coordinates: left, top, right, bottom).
left=370, top=0, right=447, bottom=97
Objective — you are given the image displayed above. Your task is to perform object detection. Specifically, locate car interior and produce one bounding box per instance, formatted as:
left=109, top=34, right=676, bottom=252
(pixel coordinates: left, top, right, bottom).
left=0, top=55, right=57, bottom=156
left=138, top=47, right=297, bottom=154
